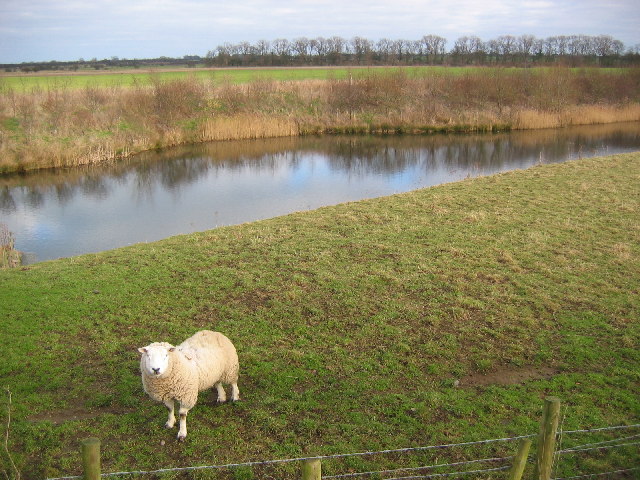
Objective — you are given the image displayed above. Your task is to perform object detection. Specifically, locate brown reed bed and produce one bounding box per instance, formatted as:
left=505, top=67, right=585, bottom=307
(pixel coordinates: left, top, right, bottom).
left=0, top=67, right=639, bottom=173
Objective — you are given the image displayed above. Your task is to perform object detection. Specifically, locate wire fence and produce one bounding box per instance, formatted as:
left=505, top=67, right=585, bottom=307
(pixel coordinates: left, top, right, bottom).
left=551, top=423, right=640, bottom=480
left=48, top=433, right=535, bottom=479
left=45, top=422, right=640, bottom=480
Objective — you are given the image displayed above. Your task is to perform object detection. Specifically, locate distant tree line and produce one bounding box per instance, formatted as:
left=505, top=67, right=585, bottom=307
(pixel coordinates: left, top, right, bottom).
left=1, top=56, right=203, bottom=73
left=3, top=34, right=639, bottom=73
left=205, top=34, right=640, bottom=67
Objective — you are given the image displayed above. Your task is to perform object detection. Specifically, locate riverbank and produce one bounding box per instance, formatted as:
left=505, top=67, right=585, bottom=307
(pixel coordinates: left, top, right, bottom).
left=1, top=67, right=639, bottom=174
left=1, top=152, right=638, bottom=477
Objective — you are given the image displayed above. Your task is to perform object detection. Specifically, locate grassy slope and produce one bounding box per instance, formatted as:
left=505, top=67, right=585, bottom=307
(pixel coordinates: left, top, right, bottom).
left=1, top=153, right=639, bottom=478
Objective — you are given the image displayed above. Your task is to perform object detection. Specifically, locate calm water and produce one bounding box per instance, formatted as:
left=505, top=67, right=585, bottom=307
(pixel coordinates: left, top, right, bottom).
left=2, top=122, right=640, bottom=264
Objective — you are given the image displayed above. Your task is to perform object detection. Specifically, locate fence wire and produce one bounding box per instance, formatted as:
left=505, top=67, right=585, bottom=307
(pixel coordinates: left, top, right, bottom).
left=553, top=423, right=640, bottom=479
left=322, top=455, right=512, bottom=479
left=45, top=424, right=640, bottom=480
left=46, top=433, right=531, bottom=480
left=557, top=432, right=640, bottom=453
left=561, top=424, right=640, bottom=435
left=552, top=466, right=640, bottom=480
left=379, top=465, right=511, bottom=480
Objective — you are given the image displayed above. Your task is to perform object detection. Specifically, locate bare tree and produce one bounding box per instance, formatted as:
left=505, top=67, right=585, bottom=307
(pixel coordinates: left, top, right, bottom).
left=376, top=38, right=394, bottom=64
left=611, top=39, right=624, bottom=56
left=272, top=38, right=291, bottom=62
left=310, top=37, right=329, bottom=63
left=204, top=32, right=631, bottom=67
left=351, top=36, right=373, bottom=64
left=556, top=36, right=569, bottom=56
left=497, top=35, right=516, bottom=55
left=237, top=41, right=253, bottom=65
left=292, top=37, right=311, bottom=64
left=517, top=35, right=536, bottom=55
left=452, top=36, right=485, bottom=64
left=421, top=34, right=447, bottom=63
left=568, top=35, right=590, bottom=56
left=326, top=36, right=346, bottom=64
left=453, top=36, right=472, bottom=55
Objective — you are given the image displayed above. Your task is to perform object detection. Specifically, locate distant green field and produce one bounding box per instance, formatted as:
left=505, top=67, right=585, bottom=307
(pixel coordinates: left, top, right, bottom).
left=0, top=66, right=472, bottom=91
left=1, top=66, right=627, bottom=92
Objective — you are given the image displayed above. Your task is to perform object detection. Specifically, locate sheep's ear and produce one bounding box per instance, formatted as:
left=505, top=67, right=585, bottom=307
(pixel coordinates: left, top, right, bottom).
left=138, top=347, right=147, bottom=354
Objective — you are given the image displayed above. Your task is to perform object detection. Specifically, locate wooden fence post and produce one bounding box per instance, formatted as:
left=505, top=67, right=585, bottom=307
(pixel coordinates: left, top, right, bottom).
left=81, top=438, right=101, bottom=480
left=534, top=397, right=561, bottom=480
left=302, top=458, right=321, bottom=480
left=507, top=438, right=532, bottom=480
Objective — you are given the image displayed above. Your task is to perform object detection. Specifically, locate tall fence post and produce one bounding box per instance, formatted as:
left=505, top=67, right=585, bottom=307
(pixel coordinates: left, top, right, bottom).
left=534, top=397, right=561, bottom=480
left=81, top=438, right=101, bottom=480
left=302, top=458, right=322, bottom=480
left=508, top=438, right=532, bottom=480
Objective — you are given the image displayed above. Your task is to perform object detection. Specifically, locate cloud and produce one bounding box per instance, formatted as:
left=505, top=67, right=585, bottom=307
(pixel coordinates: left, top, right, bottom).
left=0, top=0, right=638, bottom=63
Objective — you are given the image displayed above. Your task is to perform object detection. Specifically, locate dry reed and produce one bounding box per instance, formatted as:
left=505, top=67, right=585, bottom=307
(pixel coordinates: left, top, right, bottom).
left=513, top=104, right=640, bottom=129
left=200, top=115, right=299, bottom=141
left=0, top=224, right=21, bottom=268
left=1, top=68, right=639, bottom=173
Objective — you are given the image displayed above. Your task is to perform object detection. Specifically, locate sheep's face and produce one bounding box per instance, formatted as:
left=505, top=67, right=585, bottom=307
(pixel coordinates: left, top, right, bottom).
left=138, top=343, right=175, bottom=377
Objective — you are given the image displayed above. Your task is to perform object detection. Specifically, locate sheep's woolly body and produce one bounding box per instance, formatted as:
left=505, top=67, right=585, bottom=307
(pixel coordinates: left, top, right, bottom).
left=138, top=330, right=240, bottom=440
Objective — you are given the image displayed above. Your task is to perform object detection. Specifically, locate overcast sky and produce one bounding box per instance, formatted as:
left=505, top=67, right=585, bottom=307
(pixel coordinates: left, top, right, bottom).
left=1, top=0, right=639, bottom=63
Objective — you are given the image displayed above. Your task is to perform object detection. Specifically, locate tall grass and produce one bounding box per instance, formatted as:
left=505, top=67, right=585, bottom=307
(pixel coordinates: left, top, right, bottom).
left=0, top=67, right=639, bottom=173
left=0, top=224, right=21, bottom=268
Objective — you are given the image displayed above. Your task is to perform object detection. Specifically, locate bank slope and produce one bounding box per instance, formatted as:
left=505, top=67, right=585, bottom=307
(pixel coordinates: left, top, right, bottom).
left=0, top=152, right=638, bottom=477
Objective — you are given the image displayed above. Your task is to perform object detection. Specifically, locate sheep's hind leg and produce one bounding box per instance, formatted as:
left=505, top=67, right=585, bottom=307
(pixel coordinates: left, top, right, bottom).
left=215, top=382, right=227, bottom=403
left=164, top=399, right=176, bottom=429
left=230, top=383, right=240, bottom=402
left=177, top=406, right=189, bottom=441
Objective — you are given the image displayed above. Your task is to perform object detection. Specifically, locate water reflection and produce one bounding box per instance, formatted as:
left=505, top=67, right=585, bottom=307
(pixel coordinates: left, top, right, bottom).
left=2, top=122, right=639, bottom=263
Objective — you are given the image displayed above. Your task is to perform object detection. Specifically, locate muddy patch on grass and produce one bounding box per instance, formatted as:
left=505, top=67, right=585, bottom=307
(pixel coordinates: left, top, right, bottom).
left=29, top=406, right=132, bottom=425
left=458, top=366, right=559, bottom=388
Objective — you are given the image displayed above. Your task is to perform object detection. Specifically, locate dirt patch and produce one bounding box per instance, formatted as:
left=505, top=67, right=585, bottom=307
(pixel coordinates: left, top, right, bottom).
left=458, top=366, right=559, bottom=388
left=28, top=406, right=132, bottom=425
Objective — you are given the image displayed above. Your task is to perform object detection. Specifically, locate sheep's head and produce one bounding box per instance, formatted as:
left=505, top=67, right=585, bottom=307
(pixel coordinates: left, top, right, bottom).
left=138, top=342, right=176, bottom=377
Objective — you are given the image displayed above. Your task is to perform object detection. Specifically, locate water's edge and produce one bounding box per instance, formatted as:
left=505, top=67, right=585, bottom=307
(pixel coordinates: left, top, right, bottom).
left=2, top=123, right=639, bottom=263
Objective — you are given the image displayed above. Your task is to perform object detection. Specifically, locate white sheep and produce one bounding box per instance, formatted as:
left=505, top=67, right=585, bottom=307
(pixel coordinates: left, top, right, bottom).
left=138, top=330, right=240, bottom=440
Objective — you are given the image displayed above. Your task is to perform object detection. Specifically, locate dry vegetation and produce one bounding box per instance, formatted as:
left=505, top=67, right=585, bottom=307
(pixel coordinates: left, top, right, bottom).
left=1, top=67, right=639, bottom=173
left=0, top=224, right=21, bottom=268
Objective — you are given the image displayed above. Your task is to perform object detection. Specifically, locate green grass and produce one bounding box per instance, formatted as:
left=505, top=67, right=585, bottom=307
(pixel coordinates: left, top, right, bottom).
left=0, top=67, right=372, bottom=91
left=0, top=66, right=546, bottom=91
left=1, top=152, right=639, bottom=478
left=0, top=66, right=627, bottom=92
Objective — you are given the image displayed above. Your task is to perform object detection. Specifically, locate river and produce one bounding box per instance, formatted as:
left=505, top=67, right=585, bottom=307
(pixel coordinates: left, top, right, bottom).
left=2, top=122, right=639, bottom=264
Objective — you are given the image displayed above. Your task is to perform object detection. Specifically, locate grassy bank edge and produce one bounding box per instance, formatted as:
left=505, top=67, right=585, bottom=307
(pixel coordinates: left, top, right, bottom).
left=2, top=113, right=639, bottom=175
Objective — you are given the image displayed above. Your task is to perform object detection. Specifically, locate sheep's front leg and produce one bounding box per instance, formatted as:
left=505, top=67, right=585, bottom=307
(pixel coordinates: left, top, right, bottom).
left=163, top=398, right=176, bottom=429
left=177, top=405, right=190, bottom=441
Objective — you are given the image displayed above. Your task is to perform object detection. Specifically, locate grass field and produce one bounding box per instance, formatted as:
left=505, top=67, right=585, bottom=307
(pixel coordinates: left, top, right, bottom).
left=0, top=66, right=627, bottom=91
left=1, top=152, right=639, bottom=478
left=0, top=66, right=425, bottom=91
